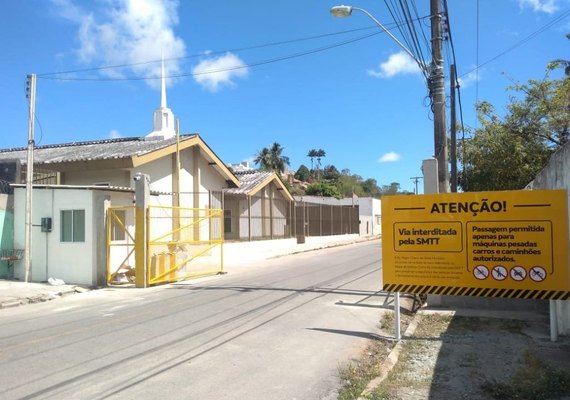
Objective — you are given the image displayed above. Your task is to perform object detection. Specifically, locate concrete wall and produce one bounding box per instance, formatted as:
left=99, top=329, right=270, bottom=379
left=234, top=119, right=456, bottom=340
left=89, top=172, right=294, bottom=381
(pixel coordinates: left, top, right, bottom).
left=14, top=188, right=95, bottom=284
left=63, top=169, right=130, bottom=187
left=527, top=142, right=570, bottom=335
left=12, top=187, right=123, bottom=286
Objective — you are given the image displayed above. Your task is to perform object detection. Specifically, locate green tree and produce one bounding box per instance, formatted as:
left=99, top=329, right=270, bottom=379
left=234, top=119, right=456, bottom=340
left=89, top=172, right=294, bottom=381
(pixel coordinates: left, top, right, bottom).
left=381, top=182, right=402, bottom=195
left=294, top=164, right=310, bottom=181
left=254, top=142, right=290, bottom=174
left=305, top=181, right=342, bottom=199
left=362, top=178, right=382, bottom=197
left=322, top=164, right=341, bottom=182
left=336, top=170, right=364, bottom=197
left=459, top=65, right=568, bottom=191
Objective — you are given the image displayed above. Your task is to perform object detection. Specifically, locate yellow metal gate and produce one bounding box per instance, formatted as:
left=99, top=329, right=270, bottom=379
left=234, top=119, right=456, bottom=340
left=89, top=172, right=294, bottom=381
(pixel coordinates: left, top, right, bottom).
left=107, top=206, right=224, bottom=286
left=147, top=206, right=224, bottom=285
left=107, top=206, right=136, bottom=284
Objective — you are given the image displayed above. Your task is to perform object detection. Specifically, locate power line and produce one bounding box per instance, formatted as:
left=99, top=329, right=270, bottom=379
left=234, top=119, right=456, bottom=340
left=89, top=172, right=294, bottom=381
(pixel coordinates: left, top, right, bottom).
left=459, top=8, right=570, bottom=79
left=37, top=25, right=382, bottom=77
left=37, top=15, right=432, bottom=81
left=443, top=0, right=467, bottom=190
left=38, top=30, right=385, bottom=81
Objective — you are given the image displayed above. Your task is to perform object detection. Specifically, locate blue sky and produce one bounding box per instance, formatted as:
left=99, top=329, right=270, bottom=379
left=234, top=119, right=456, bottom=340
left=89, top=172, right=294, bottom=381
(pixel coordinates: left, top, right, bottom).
left=1, top=0, right=569, bottom=193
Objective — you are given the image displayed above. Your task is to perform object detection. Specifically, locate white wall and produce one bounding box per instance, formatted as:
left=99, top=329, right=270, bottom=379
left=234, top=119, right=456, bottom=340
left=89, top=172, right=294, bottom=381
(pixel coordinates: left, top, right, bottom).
left=14, top=188, right=98, bottom=285
left=135, top=156, right=174, bottom=207
left=527, top=143, right=570, bottom=335
left=63, top=169, right=130, bottom=187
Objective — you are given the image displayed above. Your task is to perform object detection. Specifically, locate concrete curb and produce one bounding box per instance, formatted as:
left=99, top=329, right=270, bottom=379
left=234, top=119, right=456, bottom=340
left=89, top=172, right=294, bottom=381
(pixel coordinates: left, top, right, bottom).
left=357, top=314, right=421, bottom=400
left=0, top=285, right=78, bottom=310
left=268, top=235, right=379, bottom=260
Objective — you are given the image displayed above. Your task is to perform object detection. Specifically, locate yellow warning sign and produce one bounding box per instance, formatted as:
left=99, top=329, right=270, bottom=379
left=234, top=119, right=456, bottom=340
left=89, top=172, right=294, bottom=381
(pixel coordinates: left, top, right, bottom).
left=381, top=190, right=569, bottom=298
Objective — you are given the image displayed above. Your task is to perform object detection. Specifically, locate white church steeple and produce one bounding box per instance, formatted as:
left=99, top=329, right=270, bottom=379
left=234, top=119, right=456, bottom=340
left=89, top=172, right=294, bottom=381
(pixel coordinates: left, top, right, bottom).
left=147, top=56, right=176, bottom=139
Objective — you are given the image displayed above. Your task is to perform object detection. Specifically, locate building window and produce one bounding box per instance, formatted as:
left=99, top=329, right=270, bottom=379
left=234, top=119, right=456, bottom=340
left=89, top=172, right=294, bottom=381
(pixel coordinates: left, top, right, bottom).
left=61, top=209, right=85, bottom=242
left=224, top=209, right=232, bottom=234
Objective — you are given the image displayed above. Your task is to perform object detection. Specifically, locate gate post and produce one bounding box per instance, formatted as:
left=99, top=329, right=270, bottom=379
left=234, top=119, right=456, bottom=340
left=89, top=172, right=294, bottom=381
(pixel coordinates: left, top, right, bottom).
left=134, top=173, right=150, bottom=288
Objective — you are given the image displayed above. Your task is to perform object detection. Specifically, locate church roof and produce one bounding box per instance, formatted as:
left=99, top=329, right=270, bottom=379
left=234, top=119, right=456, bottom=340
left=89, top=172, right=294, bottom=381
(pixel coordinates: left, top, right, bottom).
left=226, top=170, right=293, bottom=201
left=0, top=135, right=196, bottom=165
left=0, top=134, right=240, bottom=187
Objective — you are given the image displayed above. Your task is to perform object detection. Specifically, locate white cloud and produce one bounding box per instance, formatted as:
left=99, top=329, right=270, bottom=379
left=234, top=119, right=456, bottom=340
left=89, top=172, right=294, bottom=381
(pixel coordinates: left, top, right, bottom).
left=52, top=0, right=186, bottom=88
left=367, top=51, right=421, bottom=79
left=517, top=0, right=559, bottom=14
left=109, top=129, right=122, bottom=139
left=378, top=152, right=402, bottom=163
left=192, top=52, right=249, bottom=92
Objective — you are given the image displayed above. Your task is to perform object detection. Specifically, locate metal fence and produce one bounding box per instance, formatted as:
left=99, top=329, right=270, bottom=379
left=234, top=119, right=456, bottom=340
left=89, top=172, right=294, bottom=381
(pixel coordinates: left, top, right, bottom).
left=223, top=194, right=292, bottom=241
left=295, top=203, right=360, bottom=237
left=223, top=196, right=360, bottom=241
left=0, top=179, right=12, bottom=194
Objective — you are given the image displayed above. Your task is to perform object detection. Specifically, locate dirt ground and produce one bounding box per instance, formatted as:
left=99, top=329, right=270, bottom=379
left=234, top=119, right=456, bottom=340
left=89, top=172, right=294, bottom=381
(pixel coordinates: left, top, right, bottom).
left=365, top=309, right=570, bottom=400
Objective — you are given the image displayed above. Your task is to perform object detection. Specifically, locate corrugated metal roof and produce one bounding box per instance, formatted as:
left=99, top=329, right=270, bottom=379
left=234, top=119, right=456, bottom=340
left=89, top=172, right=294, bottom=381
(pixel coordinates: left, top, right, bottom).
left=226, top=170, right=274, bottom=195
left=0, top=135, right=197, bottom=165
left=11, top=183, right=170, bottom=196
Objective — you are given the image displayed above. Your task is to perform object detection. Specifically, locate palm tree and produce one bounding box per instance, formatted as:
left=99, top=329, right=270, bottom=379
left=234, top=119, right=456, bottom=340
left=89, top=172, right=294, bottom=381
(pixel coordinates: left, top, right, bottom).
left=254, top=147, right=272, bottom=171
left=254, top=142, right=290, bottom=174
left=312, top=149, right=325, bottom=179
left=316, top=149, right=326, bottom=171
left=269, top=142, right=290, bottom=174
left=307, top=149, right=318, bottom=171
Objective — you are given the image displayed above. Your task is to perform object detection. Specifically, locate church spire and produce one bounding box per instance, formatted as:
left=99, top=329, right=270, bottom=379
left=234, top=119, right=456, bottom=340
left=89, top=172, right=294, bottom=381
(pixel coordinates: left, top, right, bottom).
left=160, top=55, right=167, bottom=108
left=147, top=54, right=175, bottom=139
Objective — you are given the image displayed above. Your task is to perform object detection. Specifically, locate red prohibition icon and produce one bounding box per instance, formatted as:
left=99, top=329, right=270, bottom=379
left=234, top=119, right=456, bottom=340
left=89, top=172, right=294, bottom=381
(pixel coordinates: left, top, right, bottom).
left=510, top=266, right=527, bottom=281
left=473, top=265, right=489, bottom=280
left=529, top=266, right=547, bottom=282
left=492, top=265, right=508, bottom=281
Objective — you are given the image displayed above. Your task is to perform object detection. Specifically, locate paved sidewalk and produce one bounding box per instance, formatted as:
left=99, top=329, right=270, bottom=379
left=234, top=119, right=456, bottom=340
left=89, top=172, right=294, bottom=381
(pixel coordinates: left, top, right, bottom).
left=0, top=281, right=82, bottom=309
left=0, top=234, right=380, bottom=310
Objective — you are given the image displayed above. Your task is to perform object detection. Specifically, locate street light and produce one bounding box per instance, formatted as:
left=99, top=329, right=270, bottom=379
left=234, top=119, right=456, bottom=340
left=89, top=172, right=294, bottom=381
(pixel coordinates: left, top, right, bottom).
left=330, top=5, right=425, bottom=73
left=330, top=4, right=449, bottom=193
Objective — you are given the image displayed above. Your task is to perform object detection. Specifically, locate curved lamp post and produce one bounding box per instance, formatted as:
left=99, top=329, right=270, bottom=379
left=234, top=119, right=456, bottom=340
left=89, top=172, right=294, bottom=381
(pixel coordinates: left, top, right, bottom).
left=330, top=5, right=426, bottom=74
left=330, top=4, right=449, bottom=194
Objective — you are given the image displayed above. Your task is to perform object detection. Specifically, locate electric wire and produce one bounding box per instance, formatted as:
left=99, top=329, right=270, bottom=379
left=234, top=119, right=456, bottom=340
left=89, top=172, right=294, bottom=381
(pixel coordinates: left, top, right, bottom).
left=442, top=0, right=468, bottom=188
left=38, top=30, right=385, bottom=81
left=459, top=8, right=570, bottom=79
left=383, top=0, right=431, bottom=83
left=37, top=24, right=383, bottom=77
left=401, top=0, right=428, bottom=71
left=37, top=15, right=432, bottom=81
left=475, top=0, right=480, bottom=105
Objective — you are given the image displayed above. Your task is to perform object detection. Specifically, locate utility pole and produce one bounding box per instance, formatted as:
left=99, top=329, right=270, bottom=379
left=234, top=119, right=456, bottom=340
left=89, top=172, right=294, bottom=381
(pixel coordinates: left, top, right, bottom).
left=410, top=176, right=423, bottom=195
left=24, top=74, right=36, bottom=283
left=430, top=0, right=448, bottom=193
left=450, top=64, right=458, bottom=192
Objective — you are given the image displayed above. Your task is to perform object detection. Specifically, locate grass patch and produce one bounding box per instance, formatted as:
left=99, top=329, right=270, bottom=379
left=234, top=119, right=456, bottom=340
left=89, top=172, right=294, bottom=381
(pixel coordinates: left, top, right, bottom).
left=414, top=314, right=452, bottom=337
left=379, top=312, right=394, bottom=331
left=447, top=316, right=527, bottom=334
left=481, top=351, right=570, bottom=400
left=337, top=338, right=394, bottom=400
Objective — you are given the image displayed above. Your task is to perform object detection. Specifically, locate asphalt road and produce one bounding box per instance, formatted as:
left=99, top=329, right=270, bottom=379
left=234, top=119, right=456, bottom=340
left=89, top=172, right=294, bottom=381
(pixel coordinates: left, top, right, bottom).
left=0, top=240, right=388, bottom=400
